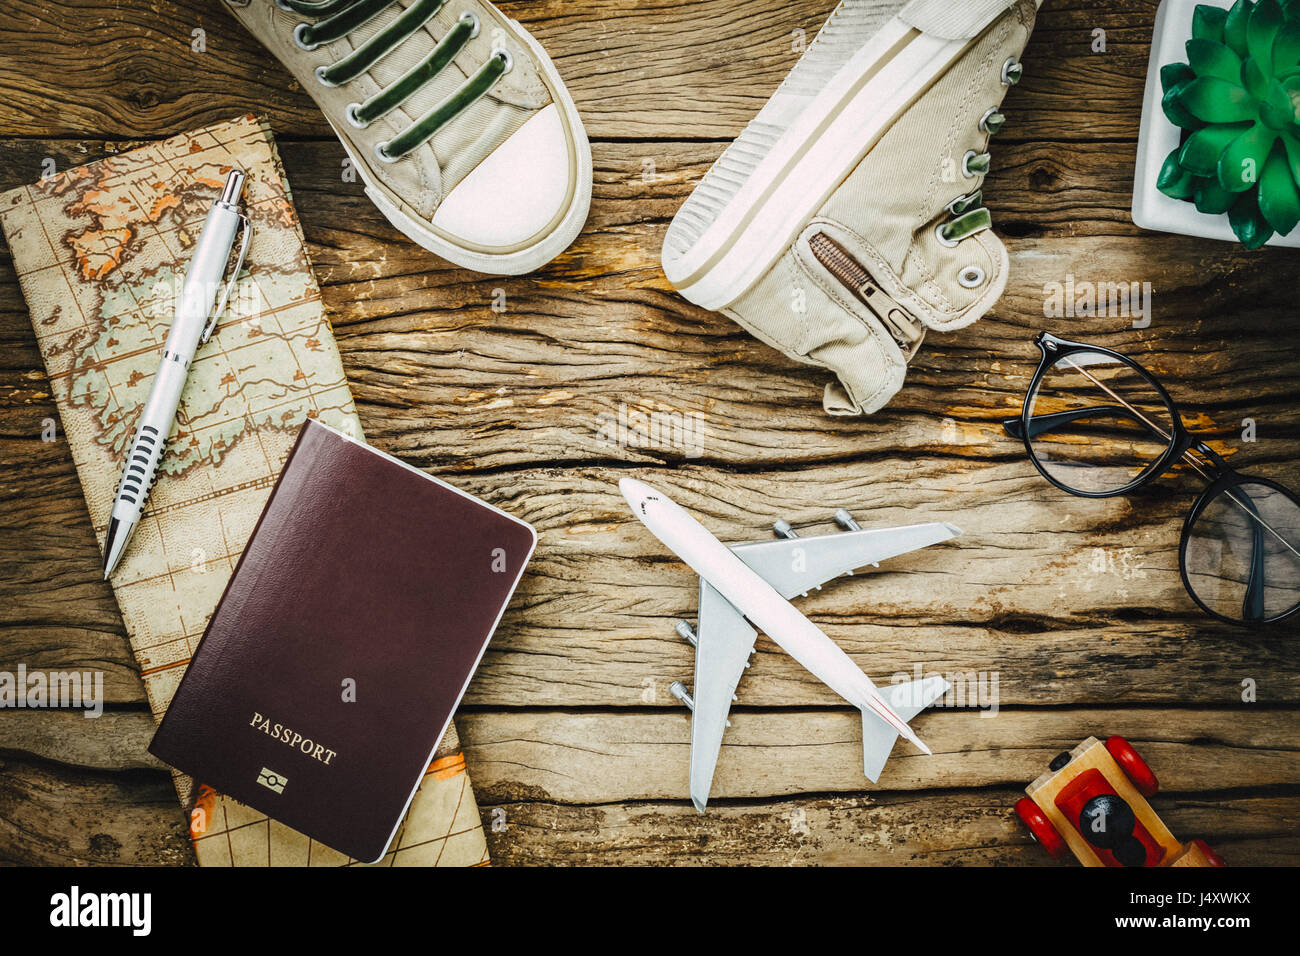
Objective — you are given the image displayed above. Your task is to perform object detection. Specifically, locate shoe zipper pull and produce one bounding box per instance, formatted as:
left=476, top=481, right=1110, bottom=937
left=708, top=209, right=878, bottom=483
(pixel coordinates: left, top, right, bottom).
left=807, top=232, right=925, bottom=360
left=856, top=280, right=924, bottom=357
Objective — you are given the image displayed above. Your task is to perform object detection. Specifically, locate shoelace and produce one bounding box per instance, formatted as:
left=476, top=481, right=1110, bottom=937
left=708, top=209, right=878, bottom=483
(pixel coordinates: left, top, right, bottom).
left=279, top=0, right=513, bottom=163
left=937, top=55, right=1022, bottom=249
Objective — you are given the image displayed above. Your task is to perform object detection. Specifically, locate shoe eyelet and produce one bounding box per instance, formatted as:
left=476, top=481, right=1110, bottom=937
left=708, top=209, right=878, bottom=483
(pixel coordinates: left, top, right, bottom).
left=978, top=107, right=1002, bottom=135
left=935, top=223, right=959, bottom=249
left=346, top=103, right=369, bottom=128
left=460, top=10, right=480, bottom=38
left=493, top=48, right=513, bottom=74
left=958, top=265, right=986, bottom=288
left=374, top=141, right=398, bottom=164
left=314, top=65, right=337, bottom=88
left=961, top=150, right=979, bottom=179
left=293, top=22, right=320, bottom=51
left=946, top=190, right=978, bottom=217
left=1001, top=57, right=1022, bottom=86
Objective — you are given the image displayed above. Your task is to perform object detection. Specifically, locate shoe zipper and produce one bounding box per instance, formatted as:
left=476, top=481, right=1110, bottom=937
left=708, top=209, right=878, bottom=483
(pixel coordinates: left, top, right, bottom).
left=808, top=232, right=925, bottom=360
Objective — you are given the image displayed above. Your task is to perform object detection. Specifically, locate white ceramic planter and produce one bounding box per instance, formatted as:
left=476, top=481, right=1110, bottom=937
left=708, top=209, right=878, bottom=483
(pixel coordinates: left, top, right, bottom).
left=1132, top=0, right=1300, bottom=248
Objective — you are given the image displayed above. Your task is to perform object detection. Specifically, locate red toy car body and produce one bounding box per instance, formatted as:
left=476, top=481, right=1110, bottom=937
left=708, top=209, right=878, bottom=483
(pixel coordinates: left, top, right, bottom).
left=1015, top=735, right=1224, bottom=868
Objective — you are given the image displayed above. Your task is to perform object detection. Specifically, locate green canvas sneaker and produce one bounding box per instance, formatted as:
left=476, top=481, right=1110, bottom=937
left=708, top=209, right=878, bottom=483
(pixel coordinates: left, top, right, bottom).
left=225, top=0, right=592, bottom=275
left=663, top=0, right=1041, bottom=415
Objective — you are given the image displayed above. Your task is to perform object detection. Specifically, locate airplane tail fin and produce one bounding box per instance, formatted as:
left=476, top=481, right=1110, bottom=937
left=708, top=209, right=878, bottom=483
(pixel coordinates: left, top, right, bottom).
left=861, top=676, right=949, bottom=782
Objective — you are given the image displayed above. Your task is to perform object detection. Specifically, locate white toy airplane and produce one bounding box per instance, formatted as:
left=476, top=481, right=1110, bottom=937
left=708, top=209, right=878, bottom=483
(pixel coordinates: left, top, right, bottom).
left=619, top=478, right=959, bottom=812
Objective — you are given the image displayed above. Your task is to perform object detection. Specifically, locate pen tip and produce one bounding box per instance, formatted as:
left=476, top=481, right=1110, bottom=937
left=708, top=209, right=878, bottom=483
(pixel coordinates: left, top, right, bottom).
left=103, top=517, right=122, bottom=580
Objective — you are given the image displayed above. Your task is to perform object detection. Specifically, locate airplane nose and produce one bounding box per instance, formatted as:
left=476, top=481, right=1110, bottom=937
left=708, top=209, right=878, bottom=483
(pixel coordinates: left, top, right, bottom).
left=618, top=477, right=650, bottom=507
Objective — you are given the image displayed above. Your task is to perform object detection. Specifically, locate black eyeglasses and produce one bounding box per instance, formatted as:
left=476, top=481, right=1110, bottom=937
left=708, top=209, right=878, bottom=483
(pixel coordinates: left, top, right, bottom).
left=1002, top=332, right=1300, bottom=627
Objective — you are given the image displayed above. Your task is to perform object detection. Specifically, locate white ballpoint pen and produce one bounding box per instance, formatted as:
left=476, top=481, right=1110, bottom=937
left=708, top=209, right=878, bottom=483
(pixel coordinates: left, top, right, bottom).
left=103, top=170, right=252, bottom=579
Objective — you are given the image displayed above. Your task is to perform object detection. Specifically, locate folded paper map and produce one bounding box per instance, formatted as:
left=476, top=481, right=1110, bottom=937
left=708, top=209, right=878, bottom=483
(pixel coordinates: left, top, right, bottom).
left=0, top=114, right=489, bottom=866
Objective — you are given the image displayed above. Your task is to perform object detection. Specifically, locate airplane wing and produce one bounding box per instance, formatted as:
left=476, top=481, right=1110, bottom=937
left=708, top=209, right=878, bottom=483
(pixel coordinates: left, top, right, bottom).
left=687, top=579, right=758, bottom=812
left=728, top=523, right=962, bottom=600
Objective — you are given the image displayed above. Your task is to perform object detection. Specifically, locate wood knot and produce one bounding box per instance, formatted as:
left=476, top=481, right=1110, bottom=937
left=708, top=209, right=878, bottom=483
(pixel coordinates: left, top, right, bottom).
left=129, top=87, right=161, bottom=111
left=1029, top=166, right=1058, bottom=191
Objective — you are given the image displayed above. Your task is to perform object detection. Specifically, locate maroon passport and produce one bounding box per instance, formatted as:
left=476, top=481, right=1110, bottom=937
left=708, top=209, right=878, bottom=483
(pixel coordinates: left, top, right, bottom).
left=149, top=418, right=536, bottom=863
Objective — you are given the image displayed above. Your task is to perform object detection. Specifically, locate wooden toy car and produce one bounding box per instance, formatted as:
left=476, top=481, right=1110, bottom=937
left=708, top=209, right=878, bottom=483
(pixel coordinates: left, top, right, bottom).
left=1014, top=736, right=1225, bottom=867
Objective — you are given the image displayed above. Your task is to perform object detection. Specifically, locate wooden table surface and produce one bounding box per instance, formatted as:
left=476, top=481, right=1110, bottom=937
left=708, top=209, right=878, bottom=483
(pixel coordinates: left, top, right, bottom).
left=2, top=0, right=1298, bottom=866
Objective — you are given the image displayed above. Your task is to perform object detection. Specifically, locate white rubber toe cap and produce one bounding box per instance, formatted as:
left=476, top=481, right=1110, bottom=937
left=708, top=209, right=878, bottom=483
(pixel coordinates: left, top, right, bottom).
left=431, top=103, right=572, bottom=250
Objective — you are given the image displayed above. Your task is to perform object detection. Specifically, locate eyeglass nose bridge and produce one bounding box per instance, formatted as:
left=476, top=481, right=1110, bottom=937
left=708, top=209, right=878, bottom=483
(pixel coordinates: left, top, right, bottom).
left=1193, top=440, right=1230, bottom=472
left=1172, top=437, right=1233, bottom=486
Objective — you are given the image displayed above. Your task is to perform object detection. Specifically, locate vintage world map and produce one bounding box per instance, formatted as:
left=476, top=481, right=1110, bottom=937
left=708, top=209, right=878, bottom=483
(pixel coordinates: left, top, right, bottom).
left=0, top=114, right=488, bottom=866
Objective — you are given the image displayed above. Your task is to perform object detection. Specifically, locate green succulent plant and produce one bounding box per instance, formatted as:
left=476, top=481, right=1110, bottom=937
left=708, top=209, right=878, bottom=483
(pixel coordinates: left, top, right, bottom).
left=1157, top=0, right=1300, bottom=248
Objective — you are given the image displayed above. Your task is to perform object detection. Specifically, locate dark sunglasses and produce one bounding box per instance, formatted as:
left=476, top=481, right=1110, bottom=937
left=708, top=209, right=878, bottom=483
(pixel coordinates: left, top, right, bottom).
left=1002, top=332, right=1300, bottom=626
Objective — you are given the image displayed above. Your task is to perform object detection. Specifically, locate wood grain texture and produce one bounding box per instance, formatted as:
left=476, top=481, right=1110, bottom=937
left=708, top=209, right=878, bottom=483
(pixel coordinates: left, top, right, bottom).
left=478, top=794, right=1300, bottom=866
left=2, top=0, right=1298, bottom=866
left=5, top=460, right=1298, bottom=708
left=2, top=0, right=1154, bottom=141
left=0, top=758, right=193, bottom=866
left=0, top=711, right=165, bottom=772
left=2, top=708, right=1295, bottom=865
left=456, top=709, right=1300, bottom=805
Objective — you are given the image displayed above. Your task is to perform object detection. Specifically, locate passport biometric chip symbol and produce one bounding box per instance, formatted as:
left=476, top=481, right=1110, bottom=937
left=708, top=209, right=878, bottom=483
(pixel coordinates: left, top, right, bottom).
left=257, top=768, right=287, bottom=794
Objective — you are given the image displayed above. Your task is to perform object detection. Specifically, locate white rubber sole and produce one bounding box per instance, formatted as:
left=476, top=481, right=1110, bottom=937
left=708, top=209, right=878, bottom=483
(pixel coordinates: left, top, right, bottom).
left=662, top=18, right=973, bottom=311
left=334, top=20, right=593, bottom=276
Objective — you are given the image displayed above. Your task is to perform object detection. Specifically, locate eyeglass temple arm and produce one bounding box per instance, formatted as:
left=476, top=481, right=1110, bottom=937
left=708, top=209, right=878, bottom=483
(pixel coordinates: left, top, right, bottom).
left=1001, top=405, right=1148, bottom=441
left=1003, top=404, right=1300, bottom=568
left=1009, top=358, right=1300, bottom=582
left=1233, top=486, right=1268, bottom=623
left=1056, top=361, right=1300, bottom=562
left=1011, top=359, right=1216, bottom=487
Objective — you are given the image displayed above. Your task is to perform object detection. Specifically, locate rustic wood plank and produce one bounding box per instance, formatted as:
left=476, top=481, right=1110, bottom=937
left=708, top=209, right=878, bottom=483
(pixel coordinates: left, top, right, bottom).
left=0, top=757, right=192, bottom=865
left=0, top=425, right=141, bottom=700
left=7, top=136, right=1292, bottom=286
left=479, top=793, right=1300, bottom=866
left=1, top=709, right=1293, bottom=866
left=7, top=276, right=1300, bottom=477
left=457, top=709, right=1299, bottom=805
left=4, top=140, right=1299, bottom=478
left=10, top=707, right=1295, bottom=806
left=0, top=138, right=1161, bottom=275
left=1, top=0, right=1156, bottom=141
left=6, top=461, right=1300, bottom=707
left=10, top=143, right=1295, bottom=464
left=0, top=710, right=163, bottom=772
left=5, top=751, right=1289, bottom=867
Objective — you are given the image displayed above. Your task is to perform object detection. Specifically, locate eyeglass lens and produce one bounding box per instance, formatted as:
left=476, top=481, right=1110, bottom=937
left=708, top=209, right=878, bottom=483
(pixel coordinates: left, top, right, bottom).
left=1026, top=350, right=1176, bottom=495
left=1184, top=481, right=1300, bottom=624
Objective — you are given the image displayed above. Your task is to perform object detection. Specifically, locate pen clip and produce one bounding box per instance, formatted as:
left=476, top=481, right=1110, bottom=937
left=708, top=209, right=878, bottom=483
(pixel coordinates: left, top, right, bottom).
left=201, top=213, right=252, bottom=346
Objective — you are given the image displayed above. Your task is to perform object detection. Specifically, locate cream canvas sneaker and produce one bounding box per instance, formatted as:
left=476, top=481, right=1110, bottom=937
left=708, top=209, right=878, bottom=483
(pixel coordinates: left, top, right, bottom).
left=663, top=0, right=1041, bottom=415
left=226, top=0, right=592, bottom=275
